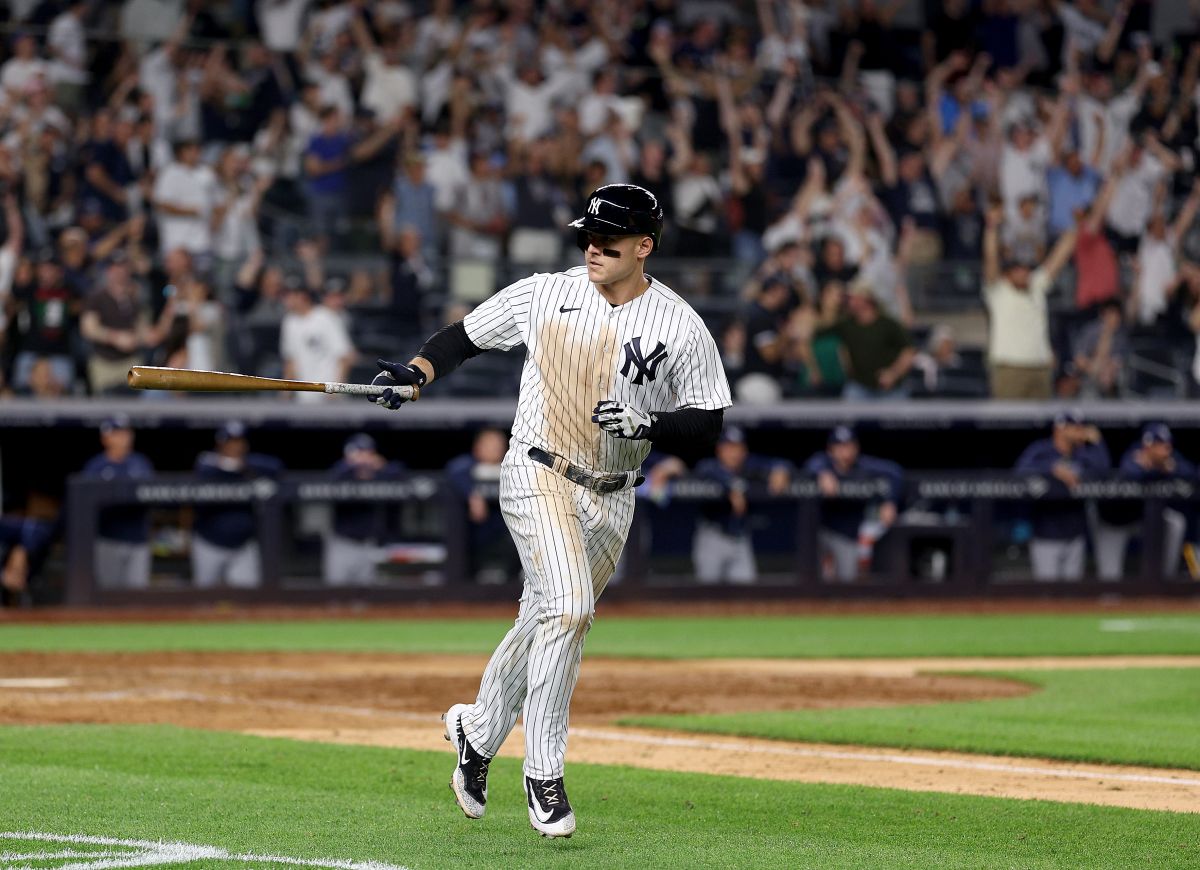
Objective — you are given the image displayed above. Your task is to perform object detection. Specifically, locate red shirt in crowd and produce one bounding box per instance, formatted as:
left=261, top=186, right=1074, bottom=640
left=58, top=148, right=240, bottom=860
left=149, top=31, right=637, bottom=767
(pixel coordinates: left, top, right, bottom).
left=1074, top=226, right=1119, bottom=309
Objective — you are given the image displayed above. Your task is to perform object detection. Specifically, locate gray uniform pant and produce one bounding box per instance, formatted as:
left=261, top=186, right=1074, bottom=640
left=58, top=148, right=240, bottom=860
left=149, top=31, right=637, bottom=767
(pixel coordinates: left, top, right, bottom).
left=820, top=530, right=860, bottom=582
left=459, top=450, right=635, bottom=780
left=1030, top=537, right=1085, bottom=581
left=94, top=539, right=151, bottom=589
left=1093, top=510, right=1188, bottom=580
left=191, top=537, right=261, bottom=588
left=322, top=534, right=379, bottom=585
left=693, top=522, right=757, bottom=584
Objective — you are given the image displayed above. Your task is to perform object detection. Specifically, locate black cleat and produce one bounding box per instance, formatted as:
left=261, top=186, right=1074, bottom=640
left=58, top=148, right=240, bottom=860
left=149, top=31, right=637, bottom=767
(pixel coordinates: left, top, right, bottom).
left=442, top=704, right=490, bottom=819
left=524, top=776, right=576, bottom=838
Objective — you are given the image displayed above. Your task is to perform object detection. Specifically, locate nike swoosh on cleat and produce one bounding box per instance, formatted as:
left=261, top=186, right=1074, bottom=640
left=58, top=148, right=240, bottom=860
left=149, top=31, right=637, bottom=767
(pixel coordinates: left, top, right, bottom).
left=530, top=799, right=555, bottom=824
left=559, top=306, right=581, bottom=313
left=460, top=743, right=470, bottom=766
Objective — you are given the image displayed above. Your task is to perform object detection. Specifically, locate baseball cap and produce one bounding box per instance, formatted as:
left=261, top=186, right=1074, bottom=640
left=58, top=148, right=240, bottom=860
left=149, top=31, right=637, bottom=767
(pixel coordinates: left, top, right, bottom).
left=344, top=433, right=377, bottom=455
left=828, top=425, right=857, bottom=446
left=1053, top=409, right=1085, bottom=427
left=216, top=421, right=248, bottom=444
left=1142, top=423, right=1172, bottom=446
left=100, top=414, right=132, bottom=434
left=719, top=426, right=746, bottom=445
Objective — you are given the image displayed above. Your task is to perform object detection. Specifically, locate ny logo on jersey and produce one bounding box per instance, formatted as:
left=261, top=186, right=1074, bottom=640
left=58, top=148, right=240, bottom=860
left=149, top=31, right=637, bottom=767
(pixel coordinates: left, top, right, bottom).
left=588, top=197, right=602, bottom=215
left=619, top=337, right=668, bottom=385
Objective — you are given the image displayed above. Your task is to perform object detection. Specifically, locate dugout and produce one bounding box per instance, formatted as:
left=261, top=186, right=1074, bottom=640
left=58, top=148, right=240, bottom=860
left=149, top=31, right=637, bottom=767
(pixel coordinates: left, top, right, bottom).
left=4, top=399, right=1200, bottom=605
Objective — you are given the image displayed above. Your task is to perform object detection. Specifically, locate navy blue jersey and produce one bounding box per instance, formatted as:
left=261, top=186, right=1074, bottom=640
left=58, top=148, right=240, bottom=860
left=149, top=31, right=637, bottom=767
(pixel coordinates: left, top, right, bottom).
left=802, top=452, right=904, bottom=538
left=330, top=459, right=405, bottom=541
left=81, top=451, right=155, bottom=543
left=1103, top=446, right=1199, bottom=526
left=192, top=452, right=283, bottom=548
left=446, top=454, right=507, bottom=539
left=694, top=454, right=792, bottom=536
left=1015, top=438, right=1109, bottom=540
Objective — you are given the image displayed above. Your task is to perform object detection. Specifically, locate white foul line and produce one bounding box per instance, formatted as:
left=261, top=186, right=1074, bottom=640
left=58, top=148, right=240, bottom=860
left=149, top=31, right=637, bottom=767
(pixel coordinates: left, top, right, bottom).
left=570, top=728, right=1200, bottom=789
left=0, top=832, right=411, bottom=870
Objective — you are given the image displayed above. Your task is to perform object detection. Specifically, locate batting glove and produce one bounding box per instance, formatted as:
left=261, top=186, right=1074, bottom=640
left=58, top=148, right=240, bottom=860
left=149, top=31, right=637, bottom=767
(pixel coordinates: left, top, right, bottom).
left=371, top=358, right=426, bottom=410
left=592, top=401, right=655, bottom=440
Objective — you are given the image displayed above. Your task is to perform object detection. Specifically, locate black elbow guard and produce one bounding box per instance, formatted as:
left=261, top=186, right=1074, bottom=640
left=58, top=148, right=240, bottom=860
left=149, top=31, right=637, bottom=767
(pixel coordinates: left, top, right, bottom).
left=417, top=321, right=482, bottom=379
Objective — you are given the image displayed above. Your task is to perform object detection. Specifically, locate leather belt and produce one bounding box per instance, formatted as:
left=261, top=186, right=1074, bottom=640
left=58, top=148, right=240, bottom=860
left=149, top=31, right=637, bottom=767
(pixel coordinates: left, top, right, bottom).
left=527, top=447, right=644, bottom=493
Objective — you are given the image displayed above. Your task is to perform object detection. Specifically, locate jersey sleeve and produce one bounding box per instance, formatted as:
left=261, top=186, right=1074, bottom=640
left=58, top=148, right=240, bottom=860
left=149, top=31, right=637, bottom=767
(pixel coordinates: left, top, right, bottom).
left=669, top=317, right=733, bottom=411
left=462, top=277, right=529, bottom=352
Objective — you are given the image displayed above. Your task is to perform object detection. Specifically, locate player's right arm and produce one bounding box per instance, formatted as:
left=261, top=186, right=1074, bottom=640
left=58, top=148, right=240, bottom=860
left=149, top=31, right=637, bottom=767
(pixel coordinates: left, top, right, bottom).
left=371, top=277, right=529, bottom=409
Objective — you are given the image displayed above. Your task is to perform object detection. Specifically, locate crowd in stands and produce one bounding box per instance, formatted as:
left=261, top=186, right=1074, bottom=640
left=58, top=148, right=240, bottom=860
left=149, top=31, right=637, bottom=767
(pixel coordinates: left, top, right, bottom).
left=1, top=0, right=1199, bottom=403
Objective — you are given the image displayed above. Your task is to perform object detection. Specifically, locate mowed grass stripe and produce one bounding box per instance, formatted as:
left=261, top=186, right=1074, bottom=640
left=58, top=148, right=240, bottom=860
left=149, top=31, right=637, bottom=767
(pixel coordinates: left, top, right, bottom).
left=3, top=613, right=1200, bottom=657
left=1, top=724, right=1198, bottom=870
left=627, top=668, right=1200, bottom=771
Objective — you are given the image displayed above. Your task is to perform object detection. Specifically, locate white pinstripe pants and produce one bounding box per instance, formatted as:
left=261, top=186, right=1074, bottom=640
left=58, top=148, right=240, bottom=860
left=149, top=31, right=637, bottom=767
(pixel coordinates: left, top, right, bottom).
left=459, top=446, right=635, bottom=778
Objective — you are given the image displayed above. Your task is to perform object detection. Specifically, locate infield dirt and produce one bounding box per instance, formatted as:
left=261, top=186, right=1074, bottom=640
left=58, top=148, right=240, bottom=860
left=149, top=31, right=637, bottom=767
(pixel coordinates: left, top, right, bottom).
left=1, top=651, right=1199, bottom=813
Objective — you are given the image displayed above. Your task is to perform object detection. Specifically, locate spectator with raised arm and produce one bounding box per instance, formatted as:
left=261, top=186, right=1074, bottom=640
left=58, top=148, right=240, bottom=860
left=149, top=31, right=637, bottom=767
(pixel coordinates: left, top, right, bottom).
left=1129, top=180, right=1200, bottom=329
left=983, top=200, right=1077, bottom=398
left=815, top=281, right=914, bottom=401
left=1072, top=161, right=1123, bottom=312
left=152, top=140, right=216, bottom=264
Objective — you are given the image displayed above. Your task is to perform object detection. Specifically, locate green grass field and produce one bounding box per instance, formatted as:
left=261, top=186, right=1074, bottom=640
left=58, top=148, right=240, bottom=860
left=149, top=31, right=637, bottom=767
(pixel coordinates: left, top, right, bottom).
left=629, top=668, right=1200, bottom=770
left=2, top=724, right=1197, bottom=870
left=4, top=613, right=1200, bottom=867
left=3, top=612, right=1200, bottom=656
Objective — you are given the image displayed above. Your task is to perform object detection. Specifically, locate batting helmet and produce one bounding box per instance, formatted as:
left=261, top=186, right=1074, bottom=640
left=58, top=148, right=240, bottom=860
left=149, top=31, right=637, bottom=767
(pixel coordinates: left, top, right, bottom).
left=568, top=183, right=664, bottom=252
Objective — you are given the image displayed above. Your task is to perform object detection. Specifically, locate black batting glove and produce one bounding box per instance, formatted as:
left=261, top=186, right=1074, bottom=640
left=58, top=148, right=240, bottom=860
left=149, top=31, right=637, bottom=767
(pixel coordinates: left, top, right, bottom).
left=371, top=358, right=426, bottom=410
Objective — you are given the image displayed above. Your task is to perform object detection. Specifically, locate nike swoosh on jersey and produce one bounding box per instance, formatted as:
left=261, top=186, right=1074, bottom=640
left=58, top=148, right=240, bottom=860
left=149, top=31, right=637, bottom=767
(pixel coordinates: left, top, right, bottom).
left=558, top=306, right=581, bottom=313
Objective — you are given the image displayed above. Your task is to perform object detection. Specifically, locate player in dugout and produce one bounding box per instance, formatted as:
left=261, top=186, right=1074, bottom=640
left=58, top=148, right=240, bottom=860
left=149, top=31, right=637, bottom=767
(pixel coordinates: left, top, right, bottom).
left=190, top=422, right=283, bottom=588
left=80, top=414, right=155, bottom=589
left=324, top=433, right=405, bottom=586
left=446, top=429, right=522, bottom=584
left=803, top=425, right=904, bottom=582
left=1095, top=423, right=1197, bottom=580
left=691, top=426, right=791, bottom=584
left=1014, top=410, right=1109, bottom=581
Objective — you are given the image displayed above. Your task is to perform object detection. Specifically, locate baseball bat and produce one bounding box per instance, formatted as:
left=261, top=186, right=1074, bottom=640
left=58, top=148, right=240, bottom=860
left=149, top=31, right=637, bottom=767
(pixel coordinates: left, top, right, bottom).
left=126, top=366, right=419, bottom=400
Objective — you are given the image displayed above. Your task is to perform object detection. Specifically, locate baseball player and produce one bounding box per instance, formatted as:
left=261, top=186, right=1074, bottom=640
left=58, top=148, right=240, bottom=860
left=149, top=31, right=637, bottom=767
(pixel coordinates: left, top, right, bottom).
left=369, top=183, right=731, bottom=838
left=80, top=415, right=155, bottom=589
left=1094, top=423, right=1195, bottom=579
left=190, top=422, right=283, bottom=588
left=1014, top=411, right=1109, bottom=581
left=691, top=426, right=792, bottom=584
left=324, top=433, right=405, bottom=585
left=803, top=426, right=904, bottom=582
left=446, top=429, right=521, bottom=584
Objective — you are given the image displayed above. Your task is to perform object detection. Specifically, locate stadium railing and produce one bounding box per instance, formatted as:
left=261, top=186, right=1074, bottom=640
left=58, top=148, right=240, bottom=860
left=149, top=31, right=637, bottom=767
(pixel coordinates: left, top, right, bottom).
left=63, top=471, right=1200, bottom=605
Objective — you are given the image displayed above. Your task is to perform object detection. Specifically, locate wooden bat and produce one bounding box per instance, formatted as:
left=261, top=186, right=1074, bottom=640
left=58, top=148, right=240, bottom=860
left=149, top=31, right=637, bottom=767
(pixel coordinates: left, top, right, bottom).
left=126, top=366, right=419, bottom=400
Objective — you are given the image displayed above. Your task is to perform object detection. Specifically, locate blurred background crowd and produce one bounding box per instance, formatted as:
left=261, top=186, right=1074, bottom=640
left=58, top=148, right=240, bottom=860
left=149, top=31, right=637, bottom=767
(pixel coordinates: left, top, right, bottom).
left=1, top=0, right=1200, bottom=404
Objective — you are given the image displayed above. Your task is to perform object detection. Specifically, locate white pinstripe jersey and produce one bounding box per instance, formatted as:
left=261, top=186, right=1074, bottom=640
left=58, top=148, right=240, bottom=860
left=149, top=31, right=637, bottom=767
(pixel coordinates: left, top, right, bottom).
left=463, top=265, right=732, bottom=474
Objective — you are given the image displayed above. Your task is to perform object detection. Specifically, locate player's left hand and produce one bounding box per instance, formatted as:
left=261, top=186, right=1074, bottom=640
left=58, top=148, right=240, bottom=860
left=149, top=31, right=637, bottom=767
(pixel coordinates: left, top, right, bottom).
left=592, top=401, right=655, bottom=439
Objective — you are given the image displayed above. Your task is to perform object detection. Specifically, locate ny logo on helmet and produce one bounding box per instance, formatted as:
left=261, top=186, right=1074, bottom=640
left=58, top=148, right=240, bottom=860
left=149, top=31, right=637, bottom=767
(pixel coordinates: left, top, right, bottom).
left=588, top=198, right=602, bottom=215
left=619, top=337, right=668, bottom=385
